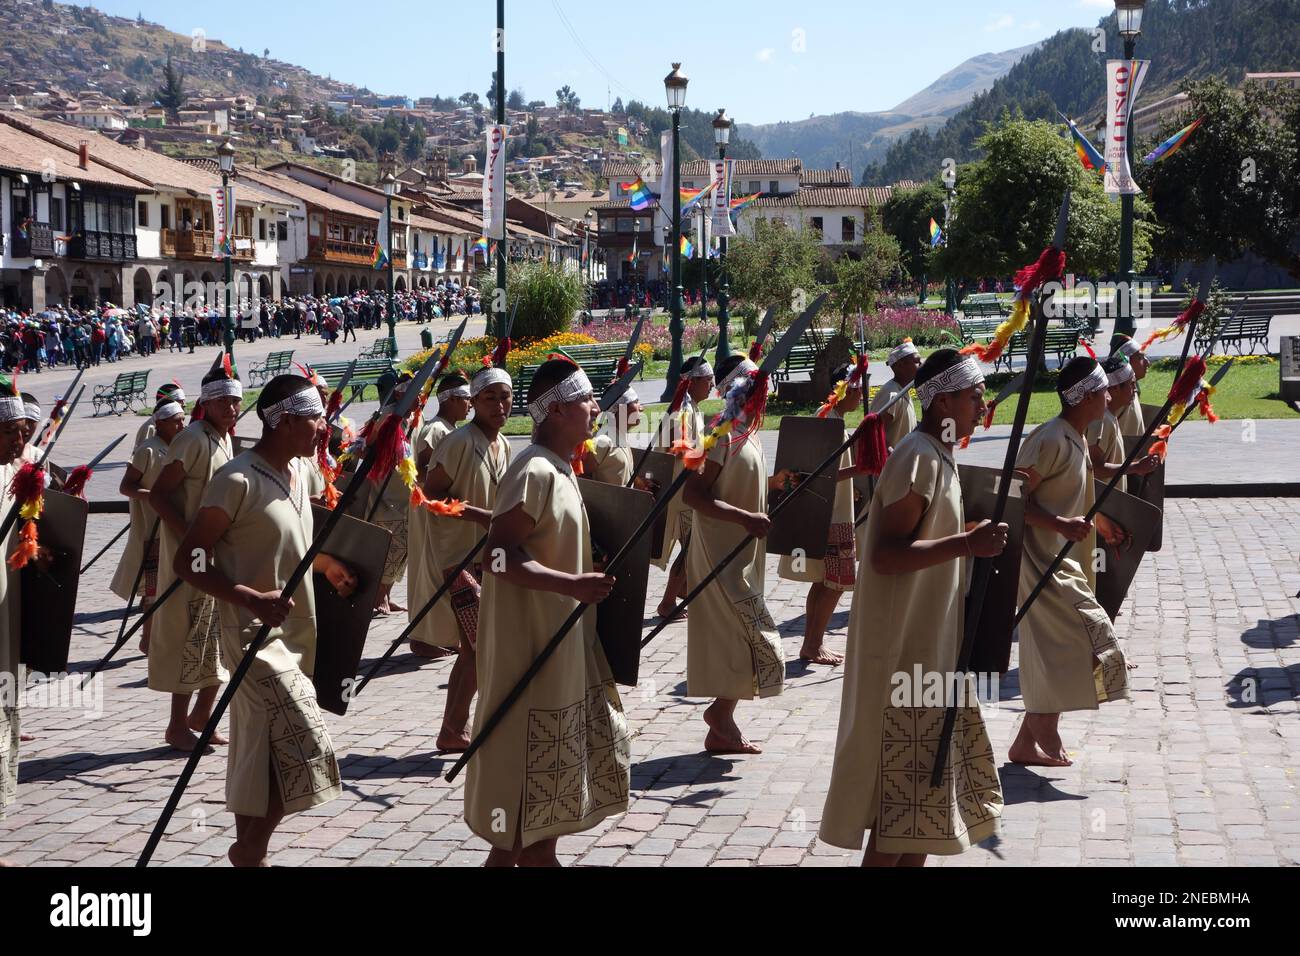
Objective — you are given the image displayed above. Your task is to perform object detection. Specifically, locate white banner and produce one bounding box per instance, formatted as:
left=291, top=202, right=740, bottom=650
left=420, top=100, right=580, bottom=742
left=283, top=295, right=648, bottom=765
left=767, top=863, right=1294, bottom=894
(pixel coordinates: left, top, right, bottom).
left=658, top=130, right=676, bottom=242
left=210, top=184, right=232, bottom=259
left=710, top=159, right=735, bottom=237
left=1104, top=59, right=1149, bottom=196
left=483, top=124, right=509, bottom=239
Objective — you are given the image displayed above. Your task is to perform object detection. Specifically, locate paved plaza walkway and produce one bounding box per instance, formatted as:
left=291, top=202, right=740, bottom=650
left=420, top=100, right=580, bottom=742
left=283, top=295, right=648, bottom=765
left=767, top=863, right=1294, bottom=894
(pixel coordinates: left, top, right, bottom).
left=2, top=324, right=1298, bottom=866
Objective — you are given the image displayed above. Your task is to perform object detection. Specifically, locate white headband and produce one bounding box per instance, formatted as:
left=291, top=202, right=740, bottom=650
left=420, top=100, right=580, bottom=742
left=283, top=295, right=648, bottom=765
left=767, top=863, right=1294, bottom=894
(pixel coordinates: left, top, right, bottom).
left=21, top=402, right=40, bottom=422
left=717, top=358, right=758, bottom=396
left=614, top=386, right=639, bottom=406
left=1105, top=363, right=1134, bottom=388
left=1061, top=364, right=1110, bottom=407
left=528, top=368, right=593, bottom=424
left=887, top=340, right=920, bottom=366
left=163, top=388, right=187, bottom=404
left=153, top=401, right=184, bottom=421
left=687, top=361, right=714, bottom=380
left=0, top=397, right=23, bottom=422
left=1114, top=339, right=1140, bottom=359
left=200, top=378, right=244, bottom=402
left=437, top=384, right=471, bottom=402
left=470, top=367, right=512, bottom=398
left=916, top=357, right=984, bottom=411
left=263, top=387, right=325, bottom=430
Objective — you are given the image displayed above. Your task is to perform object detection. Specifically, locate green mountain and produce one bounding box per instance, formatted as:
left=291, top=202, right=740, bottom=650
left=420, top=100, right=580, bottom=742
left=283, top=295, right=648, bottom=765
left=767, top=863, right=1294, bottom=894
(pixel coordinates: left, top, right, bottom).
left=862, top=0, right=1300, bottom=186
left=737, top=43, right=1039, bottom=181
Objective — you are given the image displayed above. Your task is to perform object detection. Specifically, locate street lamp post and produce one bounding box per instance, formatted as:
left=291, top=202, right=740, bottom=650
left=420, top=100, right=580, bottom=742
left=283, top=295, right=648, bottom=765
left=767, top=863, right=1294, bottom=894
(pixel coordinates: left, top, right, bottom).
left=660, top=63, right=689, bottom=403
left=942, top=174, right=956, bottom=316
left=585, top=208, right=596, bottom=286
left=383, top=172, right=398, bottom=358
left=217, top=139, right=235, bottom=360
left=1114, top=0, right=1146, bottom=339
left=712, top=108, right=732, bottom=362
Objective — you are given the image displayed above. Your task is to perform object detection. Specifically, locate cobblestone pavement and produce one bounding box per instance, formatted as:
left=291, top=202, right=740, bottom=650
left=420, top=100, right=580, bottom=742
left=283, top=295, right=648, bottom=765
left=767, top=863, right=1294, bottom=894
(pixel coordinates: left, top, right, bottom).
left=2, top=494, right=1297, bottom=867
left=2, top=330, right=1298, bottom=867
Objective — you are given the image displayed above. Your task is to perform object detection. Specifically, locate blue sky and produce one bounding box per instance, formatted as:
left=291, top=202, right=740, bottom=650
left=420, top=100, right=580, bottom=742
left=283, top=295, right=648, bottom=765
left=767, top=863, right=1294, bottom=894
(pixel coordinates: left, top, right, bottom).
left=90, top=0, right=1115, bottom=124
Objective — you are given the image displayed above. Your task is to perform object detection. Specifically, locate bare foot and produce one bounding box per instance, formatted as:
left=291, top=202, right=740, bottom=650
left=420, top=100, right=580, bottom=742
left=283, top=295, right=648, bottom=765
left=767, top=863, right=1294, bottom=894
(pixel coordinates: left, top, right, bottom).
left=19, top=733, right=34, bottom=742
left=387, top=600, right=407, bottom=612
left=165, top=724, right=201, bottom=753
left=799, top=643, right=844, bottom=666
left=0, top=858, right=20, bottom=868
left=702, top=702, right=761, bottom=754
left=410, top=640, right=455, bottom=660
left=1007, top=741, right=1072, bottom=767
left=228, top=843, right=268, bottom=868
left=655, top=603, right=686, bottom=622
left=188, top=714, right=228, bottom=745
left=435, top=725, right=470, bottom=752
left=139, top=635, right=150, bottom=655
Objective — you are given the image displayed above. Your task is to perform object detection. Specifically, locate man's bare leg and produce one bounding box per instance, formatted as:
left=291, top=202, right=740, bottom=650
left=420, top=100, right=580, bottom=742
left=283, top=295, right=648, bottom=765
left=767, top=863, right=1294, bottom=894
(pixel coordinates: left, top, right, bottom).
left=1008, top=713, right=1071, bottom=766
left=518, top=837, right=560, bottom=867
left=187, top=684, right=228, bottom=745
left=139, top=610, right=152, bottom=655
left=228, top=764, right=285, bottom=867
left=373, top=583, right=392, bottom=615
left=437, top=641, right=477, bottom=752
left=799, top=582, right=845, bottom=665
left=703, top=698, right=761, bottom=754
left=656, top=550, right=688, bottom=619
left=165, top=692, right=199, bottom=751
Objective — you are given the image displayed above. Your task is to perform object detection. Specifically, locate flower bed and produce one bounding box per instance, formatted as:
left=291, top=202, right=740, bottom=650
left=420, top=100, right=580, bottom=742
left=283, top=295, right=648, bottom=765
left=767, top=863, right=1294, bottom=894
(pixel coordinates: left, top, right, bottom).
left=402, top=330, right=653, bottom=379
left=854, top=307, right=963, bottom=351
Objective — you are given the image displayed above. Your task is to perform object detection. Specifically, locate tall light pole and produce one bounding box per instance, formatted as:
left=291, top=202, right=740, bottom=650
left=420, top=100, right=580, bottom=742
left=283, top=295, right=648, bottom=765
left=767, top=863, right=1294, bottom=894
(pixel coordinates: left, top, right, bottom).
left=383, top=171, right=398, bottom=358
left=493, top=0, right=507, bottom=340
left=942, top=167, right=956, bottom=316
left=712, top=108, right=732, bottom=362
left=1114, top=0, right=1146, bottom=339
left=585, top=208, right=596, bottom=286
left=217, top=138, right=236, bottom=361
left=660, top=62, right=688, bottom=403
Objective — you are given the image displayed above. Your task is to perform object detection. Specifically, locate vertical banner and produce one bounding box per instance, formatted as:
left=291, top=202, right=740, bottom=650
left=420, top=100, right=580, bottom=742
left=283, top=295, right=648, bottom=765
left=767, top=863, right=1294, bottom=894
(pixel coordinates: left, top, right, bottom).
left=483, top=124, right=509, bottom=240
left=210, top=184, right=233, bottom=258
left=658, top=130, right=676, bottom=242
left=710, top=159, right=735, bottom=237
left=1104, top=59, right=1150, bottom=196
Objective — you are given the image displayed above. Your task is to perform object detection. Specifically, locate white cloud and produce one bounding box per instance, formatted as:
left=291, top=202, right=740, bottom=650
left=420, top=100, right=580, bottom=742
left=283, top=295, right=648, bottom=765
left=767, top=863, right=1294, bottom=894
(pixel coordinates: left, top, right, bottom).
left=756, top=48, right=775, bottom=63
left=985, top=14, right=1015, bottom=32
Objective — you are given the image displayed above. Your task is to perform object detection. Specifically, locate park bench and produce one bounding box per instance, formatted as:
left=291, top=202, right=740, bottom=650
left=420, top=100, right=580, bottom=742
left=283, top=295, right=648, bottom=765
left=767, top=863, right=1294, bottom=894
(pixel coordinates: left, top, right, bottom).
left=1195, top=314, right=1273, bottom=355
left=92, top=369, right=149, bottom=416
left=993, top=326, right=1080, bottom=373
left=360, top=338, right=397, bottom=360
left=957, top=317, right=1003, bottom=344
left=511, top=359, right=619, bottom=417
left=557, top=341, right=645, bottom=379
left=247, top=349, right=295, bottom=386
left=312, top=358, right=394, bottom=402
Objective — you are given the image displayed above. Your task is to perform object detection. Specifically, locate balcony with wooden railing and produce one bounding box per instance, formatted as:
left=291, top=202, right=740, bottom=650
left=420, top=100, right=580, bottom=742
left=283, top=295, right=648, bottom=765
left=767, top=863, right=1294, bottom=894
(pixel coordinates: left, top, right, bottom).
left=160, top=228, right=254, bottom=261
left=9, top=222, right=54, bottom=258
left=307, top=235, right=406, bottom=269
left=67, top=231, right=138, bottom=262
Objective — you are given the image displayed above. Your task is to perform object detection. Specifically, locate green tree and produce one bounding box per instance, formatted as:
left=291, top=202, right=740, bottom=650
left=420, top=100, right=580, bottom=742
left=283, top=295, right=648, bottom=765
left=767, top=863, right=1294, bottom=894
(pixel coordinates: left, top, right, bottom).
left=487, top=71, right=502, bottom=111
left=555, top=85, right=580, bottom=112
left=1140, top=76, right=1300, bottom=281
left=933, top=119, right=1151, bottom=283
left=506, top=88, right=526, bottom=110
left=154, top=55, right=186, bottom=115
left=829, top=229, right=905, bottom=326
left=726, top=218, right=825, bottom=322
left=880, top=180, right=948, bottom=281
left=459, top=92, right=480, bottom=110
left=611, top=97, right=624, bottom=114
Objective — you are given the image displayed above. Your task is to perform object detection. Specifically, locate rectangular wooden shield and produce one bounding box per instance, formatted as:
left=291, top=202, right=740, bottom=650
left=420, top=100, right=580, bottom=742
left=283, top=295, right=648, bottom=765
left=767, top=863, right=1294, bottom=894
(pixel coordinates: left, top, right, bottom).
left=231, top=434, right=258, bottom=456
left=579, top=478, right=653, bottom=687
left=1093, top=480, right=1162, bottom=622
left=637, top=448, right=677, bottom=562
left=768, top=416, right=845, bottom=559
left=309, top=505, right=392, bottom=716
left=20, top=490, right=88, bottom=673
left=1123, top=432, right=1166, bottom=552
left=958, top=465, right=1026, bottom=677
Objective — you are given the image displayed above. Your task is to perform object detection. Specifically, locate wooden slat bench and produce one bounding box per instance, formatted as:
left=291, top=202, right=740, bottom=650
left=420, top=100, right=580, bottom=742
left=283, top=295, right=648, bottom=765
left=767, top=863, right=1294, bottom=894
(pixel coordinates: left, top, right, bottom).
left=994, top=326, right=1080, bottom=372
left=247, top=349, right=295, bottom=386
left=510, top=359, right=620, bottom=416
left=312, top=358, right=394, bottom=402
left=360, top=338, right=397, bottom=360
left=92, top=369, right=149, bottom=416
left=557, top=341, right=646, bottom=379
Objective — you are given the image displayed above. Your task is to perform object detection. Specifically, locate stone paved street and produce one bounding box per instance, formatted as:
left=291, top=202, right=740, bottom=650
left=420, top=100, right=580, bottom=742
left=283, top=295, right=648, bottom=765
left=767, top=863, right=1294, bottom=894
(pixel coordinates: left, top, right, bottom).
left=1, top=328, right=1298, bottom=867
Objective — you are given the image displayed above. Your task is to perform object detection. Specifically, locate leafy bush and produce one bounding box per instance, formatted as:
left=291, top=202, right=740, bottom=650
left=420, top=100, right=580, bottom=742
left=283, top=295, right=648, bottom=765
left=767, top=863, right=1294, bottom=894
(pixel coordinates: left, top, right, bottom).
left=506, top=263, right=588, bottom=339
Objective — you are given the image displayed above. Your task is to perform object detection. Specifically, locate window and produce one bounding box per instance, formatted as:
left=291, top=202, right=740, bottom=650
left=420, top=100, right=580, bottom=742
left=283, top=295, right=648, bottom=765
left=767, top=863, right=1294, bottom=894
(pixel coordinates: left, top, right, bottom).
left=842, top=217, right=855, bottom=242
left=258, top=218, right=267, bottom=241
left=138, top=200, right=148, bottom=228
left=276, top=221, right=288, bottom=241
left=769, top=180, right=778, bottom=195
left=51, top=197, right=63, bottom=231
left=748, top=181, right=760, bottom=194
left=160, top=204, right=171, bottom=230
left=810, top=216, right=824, bottom=236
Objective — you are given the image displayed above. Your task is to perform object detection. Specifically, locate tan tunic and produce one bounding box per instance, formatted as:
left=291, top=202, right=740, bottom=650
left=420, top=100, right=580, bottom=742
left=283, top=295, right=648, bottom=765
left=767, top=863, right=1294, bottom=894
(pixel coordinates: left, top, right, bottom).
left=202, top=452, right=342, bottom=817
left=1116, top=394, right=1144, bottom=438
left=861, top=378, right=918, bottom=556
left=820, top=431, right=1001, bottom=854
left=363, top=459, right=412, bottom=586
left=590, top=434, right=633, bottom=487
left=419, top=422, right=510, bottom=649
left=134, top=415, right=157, bottom=450
left=406, top=417, right=455, bottom=647
left=652, top=399, right=704, bottom=569
left=778, top=408, right=856, bottom=590
left=1087, top=410, right=1127, bottom=495
left=1016, top=417, right=1129, bottom=713
left=110, top=436, right=167, bottom=601
left=149, top=420, right=232, bottom=694
left=0, top=461, right=20, bottom=819
left=466, top=445, right=630, bottom=850
left=686, top=431, right=784, bottom=700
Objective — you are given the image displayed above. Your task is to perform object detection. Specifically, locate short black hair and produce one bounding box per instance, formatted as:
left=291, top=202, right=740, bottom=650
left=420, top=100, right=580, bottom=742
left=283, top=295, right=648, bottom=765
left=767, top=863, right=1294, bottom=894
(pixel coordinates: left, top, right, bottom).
left=437, top=372, right=470, bottom=392
left=681, top=355, right=707, bottom=376
left=714, top=354, right=746, bottom=387
left=1057, top=356, right=1100, bottom=397
left=1102, top=354, right=1130, bottom=376
left=201, top=368, right=239, bottom=387
left=829, top=363, right=851, bottom=386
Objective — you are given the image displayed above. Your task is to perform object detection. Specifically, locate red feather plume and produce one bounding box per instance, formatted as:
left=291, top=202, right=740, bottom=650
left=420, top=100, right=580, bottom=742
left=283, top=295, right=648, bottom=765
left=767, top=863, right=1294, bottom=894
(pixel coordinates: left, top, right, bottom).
left=364, top=413, right=406, bottom=485
left=1168, top=356, right=1208, bottom=409
left=853, top=414, right=889, bottom=477
left=1013, top=247, right=1067, bottom=296
left=62, top=465, right=93, bottom=499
